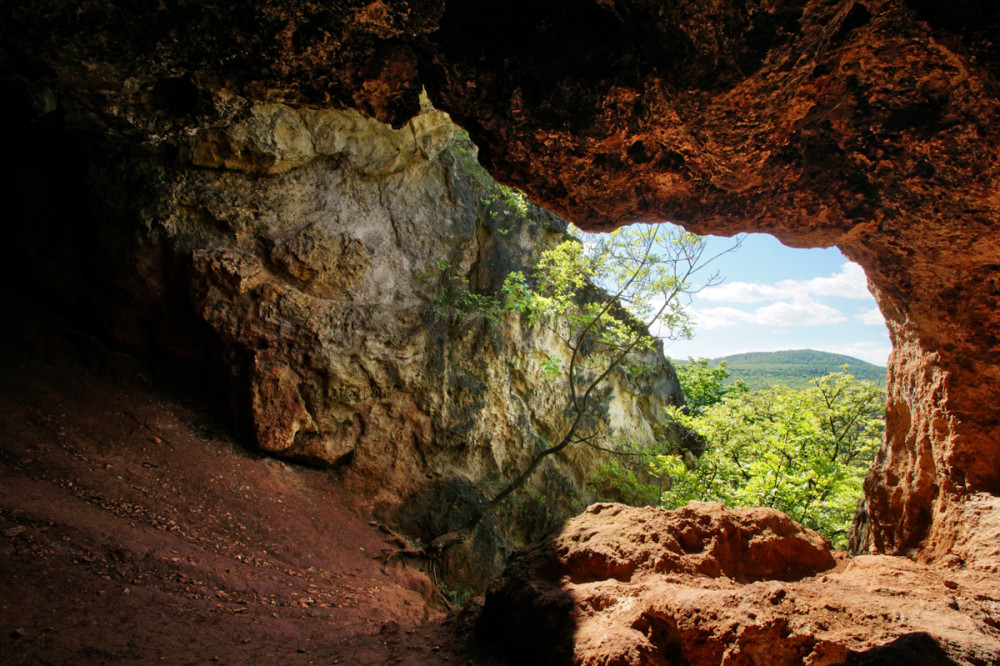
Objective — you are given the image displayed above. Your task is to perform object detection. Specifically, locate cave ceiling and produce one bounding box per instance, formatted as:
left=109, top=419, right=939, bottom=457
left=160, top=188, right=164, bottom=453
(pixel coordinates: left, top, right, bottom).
left=1, top=0, right=999, bottom=559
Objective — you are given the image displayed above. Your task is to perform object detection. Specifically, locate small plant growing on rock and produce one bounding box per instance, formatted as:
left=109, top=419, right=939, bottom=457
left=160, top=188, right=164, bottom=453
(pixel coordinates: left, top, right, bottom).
left=425, top=259, right=505, bottom=324
left=454, top=130, right=531, bottom=229
left=442, top=585, right=474, bottom=610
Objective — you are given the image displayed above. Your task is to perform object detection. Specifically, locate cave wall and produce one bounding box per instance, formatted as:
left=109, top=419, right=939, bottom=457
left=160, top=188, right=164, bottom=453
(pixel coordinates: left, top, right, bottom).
left=1, top=0, right=998, bottom=564
left=0, top=83, right=686, bottom=589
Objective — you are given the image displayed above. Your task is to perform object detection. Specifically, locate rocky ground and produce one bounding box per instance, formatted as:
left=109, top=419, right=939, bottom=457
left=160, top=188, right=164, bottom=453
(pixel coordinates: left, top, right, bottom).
left=0, top=346, right=495, bottom=665
left=481, top=503, right=1000, bottom=665
left=3, top=344, right=999, bottom=665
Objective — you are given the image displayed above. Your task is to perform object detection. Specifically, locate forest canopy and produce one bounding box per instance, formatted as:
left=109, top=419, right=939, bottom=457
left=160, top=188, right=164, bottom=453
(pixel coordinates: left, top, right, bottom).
left=598, top=362, right=884, bottom=550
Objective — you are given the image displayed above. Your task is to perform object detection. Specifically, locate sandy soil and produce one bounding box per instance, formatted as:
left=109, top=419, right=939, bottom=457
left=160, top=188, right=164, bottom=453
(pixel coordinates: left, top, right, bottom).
left=0, top=346, right=494, bottom=665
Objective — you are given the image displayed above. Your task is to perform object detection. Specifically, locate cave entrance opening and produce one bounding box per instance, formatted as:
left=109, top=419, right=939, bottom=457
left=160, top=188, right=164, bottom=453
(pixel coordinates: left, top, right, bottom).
left=573, top=223, right=889, bottom=550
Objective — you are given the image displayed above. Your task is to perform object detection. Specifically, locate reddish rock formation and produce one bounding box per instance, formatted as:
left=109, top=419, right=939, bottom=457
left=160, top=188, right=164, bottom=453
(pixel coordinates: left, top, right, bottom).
left=524, top=502, right=837, bottom=586
left=480, top=502, right=1000, bottom=665
left=2, top=0, right=997, bottom=568
left=425, top=0, right=1000, bottom=564
left=2, top=0, right=1000, bottom=658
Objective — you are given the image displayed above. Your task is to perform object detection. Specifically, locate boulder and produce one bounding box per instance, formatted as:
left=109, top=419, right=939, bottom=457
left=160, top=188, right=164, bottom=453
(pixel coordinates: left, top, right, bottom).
left=480, top=502, right=1000, bottom=665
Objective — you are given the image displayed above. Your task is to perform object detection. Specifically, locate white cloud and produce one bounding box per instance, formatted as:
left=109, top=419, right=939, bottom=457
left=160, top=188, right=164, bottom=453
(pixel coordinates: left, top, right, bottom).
left=857, top=307, right=885, bottom=326
left=700, top=262, right=871, bottom=303
left=692, top=295, right=847, bottom=330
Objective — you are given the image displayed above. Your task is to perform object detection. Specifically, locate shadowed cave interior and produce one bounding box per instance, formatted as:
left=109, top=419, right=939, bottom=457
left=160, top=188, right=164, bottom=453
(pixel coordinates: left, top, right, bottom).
left=1, top=0, right=999, bottom=664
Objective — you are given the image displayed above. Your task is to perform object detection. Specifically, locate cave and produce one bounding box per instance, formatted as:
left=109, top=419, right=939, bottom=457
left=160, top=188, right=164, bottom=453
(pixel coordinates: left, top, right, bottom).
left=1, top=0, right=998, bottom=663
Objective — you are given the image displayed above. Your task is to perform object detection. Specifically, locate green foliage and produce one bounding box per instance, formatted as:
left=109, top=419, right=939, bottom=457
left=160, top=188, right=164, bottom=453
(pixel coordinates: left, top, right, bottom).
left=424, top=134, right=541, bottom=324
left=426, top=259, right=505, bottom=324
left=483, top=183, right=529, bottom=222
left=591, top=457, right=663, bottom=507
left=525, top=487, right=548, bottom=506
left=500, top=224, right=720, bottom=404
left=438, top=223, right=731, bottom=536
left=453, top=130, right=529, bottom=232
left=500, top=270, right=532, bottom=313
left=539, top=356, right=563, bottom=381
left=442, top=585, right=474, bottom=609
left=674, top=357, right=748, bottom=414
left=677, top=350, right=887, bottom=391
left=483, top=224, right=730, bottom=502
left=657, top=368, right=884, bottom=549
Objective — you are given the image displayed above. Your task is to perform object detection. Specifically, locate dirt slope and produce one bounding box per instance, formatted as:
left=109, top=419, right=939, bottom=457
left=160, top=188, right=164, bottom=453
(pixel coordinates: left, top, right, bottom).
left=0, top=346, right=490, bottom=665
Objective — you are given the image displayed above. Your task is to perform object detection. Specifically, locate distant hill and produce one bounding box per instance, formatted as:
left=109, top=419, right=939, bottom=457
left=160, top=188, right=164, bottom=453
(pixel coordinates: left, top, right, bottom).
left=673, top=350, right=887, bottom=391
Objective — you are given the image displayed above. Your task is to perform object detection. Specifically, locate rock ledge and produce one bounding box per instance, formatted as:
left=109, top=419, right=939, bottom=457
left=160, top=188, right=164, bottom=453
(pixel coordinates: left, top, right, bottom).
left=480, top=502, right=1000, bottom=665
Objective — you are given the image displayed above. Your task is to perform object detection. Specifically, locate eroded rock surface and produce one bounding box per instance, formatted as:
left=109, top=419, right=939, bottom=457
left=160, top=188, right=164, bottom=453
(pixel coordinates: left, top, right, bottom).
left=480, top=503, right=1000, bottom=665
left=0, top=95, right=685, bottom=589
left=2, top=0, right=997, bottom=569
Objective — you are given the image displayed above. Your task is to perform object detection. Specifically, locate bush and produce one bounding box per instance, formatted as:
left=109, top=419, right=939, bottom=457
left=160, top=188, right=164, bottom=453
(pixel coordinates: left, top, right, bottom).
left=658, top=368, right=883, bottom=549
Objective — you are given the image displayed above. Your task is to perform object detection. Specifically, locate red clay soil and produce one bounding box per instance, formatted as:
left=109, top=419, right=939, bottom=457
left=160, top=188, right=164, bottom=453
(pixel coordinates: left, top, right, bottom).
left=0, top=346, right=494, bottom=665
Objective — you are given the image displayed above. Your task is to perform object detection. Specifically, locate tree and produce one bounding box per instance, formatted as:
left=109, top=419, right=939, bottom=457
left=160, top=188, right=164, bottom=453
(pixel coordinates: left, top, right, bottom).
left=674, top=357, right=748, bottom=415
left=429, top=224, right=737, bottom=552
left=590, top=357, right=746, bottom=508
left=658, top=367, right=884, bottom=549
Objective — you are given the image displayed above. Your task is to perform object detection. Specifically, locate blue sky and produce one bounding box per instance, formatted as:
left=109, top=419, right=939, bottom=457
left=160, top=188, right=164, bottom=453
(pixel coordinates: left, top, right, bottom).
left=660, top=230, right=891, bottom=366
left=575, top=224, right=892, bottom=366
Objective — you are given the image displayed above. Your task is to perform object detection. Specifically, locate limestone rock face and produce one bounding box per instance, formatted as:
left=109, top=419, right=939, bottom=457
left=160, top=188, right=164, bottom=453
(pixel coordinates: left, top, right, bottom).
left=480, top=502, right=1000, bottom=665
left=0, top=92, right=685, bottom=588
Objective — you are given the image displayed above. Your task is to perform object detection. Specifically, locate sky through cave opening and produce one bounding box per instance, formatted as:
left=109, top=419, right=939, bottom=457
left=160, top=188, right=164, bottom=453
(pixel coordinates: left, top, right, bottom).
left=631, top=226, right=891, bottom=368
left=566, top=223, right=888, bottom=550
